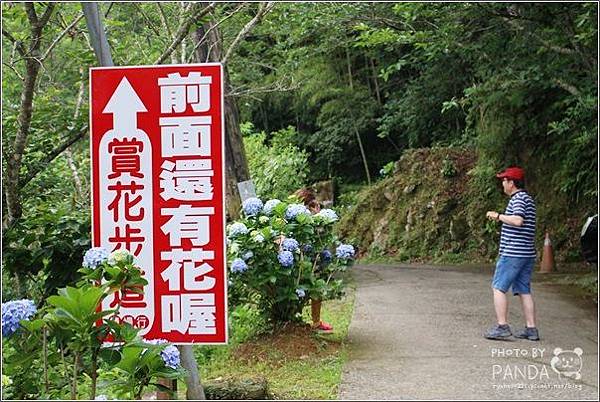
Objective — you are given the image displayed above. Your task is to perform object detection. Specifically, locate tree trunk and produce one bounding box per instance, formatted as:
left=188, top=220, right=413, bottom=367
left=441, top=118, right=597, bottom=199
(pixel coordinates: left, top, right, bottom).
left=369, top=58, right=382, bottom=105
left=4, top=3, right=56, bottom=228
left=353, top=125, right=371, bottom=185
left=179, top=345, right=206, bottom=400
left=194, top=21, right=250, bottom=220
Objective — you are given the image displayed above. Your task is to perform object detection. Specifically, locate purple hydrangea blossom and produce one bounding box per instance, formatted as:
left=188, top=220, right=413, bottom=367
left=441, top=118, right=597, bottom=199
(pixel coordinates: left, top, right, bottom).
left=145, top=339, right=180, bottom=369
left=321, top=249, right=332, bottom=262
left=2, top=299, right=37, bottom=337
left=278, top=250, right=294, bottom=267
left=282, top=238, right=299, bottom=252
left=82, top=247, right=109, bottom=269
left=242, top=197, right=263, bottom=217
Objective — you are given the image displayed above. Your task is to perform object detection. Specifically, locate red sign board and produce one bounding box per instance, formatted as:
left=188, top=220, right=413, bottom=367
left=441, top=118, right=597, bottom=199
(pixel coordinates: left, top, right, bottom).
left=90, top=64, right=227, bottom=344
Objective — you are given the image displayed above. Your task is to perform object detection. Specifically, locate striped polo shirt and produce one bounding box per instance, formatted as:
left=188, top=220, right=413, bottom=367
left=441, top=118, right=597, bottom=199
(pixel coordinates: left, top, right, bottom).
left=499, top=190, right=537, bottom=258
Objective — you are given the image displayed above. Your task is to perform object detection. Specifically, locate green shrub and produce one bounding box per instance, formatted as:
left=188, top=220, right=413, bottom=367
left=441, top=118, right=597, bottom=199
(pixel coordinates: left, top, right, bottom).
left=243, top=124, right=309, bottom=200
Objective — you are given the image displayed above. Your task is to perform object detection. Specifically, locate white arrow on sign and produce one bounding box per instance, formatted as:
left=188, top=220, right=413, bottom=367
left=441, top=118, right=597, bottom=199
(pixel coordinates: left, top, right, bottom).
left=102, top=77, right=147, bottom=132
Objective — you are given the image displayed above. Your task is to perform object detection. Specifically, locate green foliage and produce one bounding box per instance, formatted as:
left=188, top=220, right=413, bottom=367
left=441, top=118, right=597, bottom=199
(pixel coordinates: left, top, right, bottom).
left=440, top=158, right=457, bottom=178
left=379, top=161, right=395, bottom=179
left=2, top=204, right=91, bottom=299
left=244, top=124, right=309, bottom=200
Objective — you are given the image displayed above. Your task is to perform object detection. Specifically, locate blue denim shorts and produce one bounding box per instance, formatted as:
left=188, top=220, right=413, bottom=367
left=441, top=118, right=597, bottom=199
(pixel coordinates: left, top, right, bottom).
left=492, top=256, right=536, bottom=295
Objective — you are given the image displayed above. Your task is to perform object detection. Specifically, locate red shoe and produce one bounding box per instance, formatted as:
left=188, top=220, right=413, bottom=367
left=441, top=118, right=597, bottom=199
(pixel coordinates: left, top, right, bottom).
left=314, top=321, right=333, bottom=333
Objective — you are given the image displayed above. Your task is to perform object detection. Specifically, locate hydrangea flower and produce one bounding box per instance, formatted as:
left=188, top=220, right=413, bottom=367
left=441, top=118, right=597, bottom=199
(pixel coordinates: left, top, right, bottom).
left=231, top=258, right=248, bottom=273
left=263, top=199, right=281, bottom=215
left=107, top=249, right=131, bottom=265
left=82, top=247, right=109, bottom=269
left=95, top=395, right=108, bottom=401
left=242, top=197, right=263, bottom=217
left=282, top=238, right=299, bottom=252
left=259, top=216, right=269, bottom=224
left=284, top=203, right=310, bottom=220
left=2, top=299, right=37, bottom=337
left=321, top=249, right=332, bottom=263
left=145, top=339, right=180, bottom=369
left=161, top=345, right=181, bottom=369
left=278, top=250, right=294, bottom=267
left=302, top=244, right=314, bottom=254
left=253, top=234, right=265, bottom=243
left=295, top=288, right=306, bottom=298
left=336, top=244, right=355, bottom=260
left=242, top=251, right=254, bottom=261
left=317, top=208, right=338, bottom=222
left=228, top=222, right=248, bottom=238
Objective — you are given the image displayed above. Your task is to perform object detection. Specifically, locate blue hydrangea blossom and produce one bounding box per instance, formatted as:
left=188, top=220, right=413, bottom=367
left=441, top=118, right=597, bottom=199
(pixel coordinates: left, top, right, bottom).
left=231, top=258, right=248, bottom=273
left=242, top=251, right=254, bottom=261
left=317, top=209, right=339, bottom=222
left=161, top=345, right=181, bottom=369
left=253, top=234, right=265, bottom=243
left=263, top=199, right=282, bottom=215
left=228, top=222, right=248, bottom=238
left=145, top=339, right=180, bottom=369
left=284, top=204, right=310, bottom=221
left=336, top=244, right=355, bottom=260
left=282, top=238, right=299, bottom=252
left=295, top=288, right=306, bottom=298
left=83, top=247, right=109, bottom=269
left=2, top=299, right=37, bottom=337
left=242, top=197, right=263, bottom=217
left=278, top=250, right=294, bottom=267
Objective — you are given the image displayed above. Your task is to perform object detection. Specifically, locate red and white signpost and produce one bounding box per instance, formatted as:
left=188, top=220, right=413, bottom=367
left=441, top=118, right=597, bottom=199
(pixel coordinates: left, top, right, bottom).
left=90, top=64, right=227, bottom=344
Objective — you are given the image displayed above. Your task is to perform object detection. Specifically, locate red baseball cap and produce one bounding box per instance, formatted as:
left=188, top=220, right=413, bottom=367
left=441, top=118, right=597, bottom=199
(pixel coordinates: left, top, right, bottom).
left=496, top=166, right=525, bottom=181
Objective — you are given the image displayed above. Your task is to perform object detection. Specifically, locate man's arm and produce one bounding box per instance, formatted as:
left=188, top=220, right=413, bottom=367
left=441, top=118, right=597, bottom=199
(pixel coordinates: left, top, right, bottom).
left=486, top=211, right=524, bottom=227
left=499, top=213, right=524, bottom=227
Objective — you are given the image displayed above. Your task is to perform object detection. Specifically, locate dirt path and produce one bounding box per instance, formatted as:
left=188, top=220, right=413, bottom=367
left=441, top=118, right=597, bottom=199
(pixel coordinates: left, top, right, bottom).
left=339, top=264, right=598, bottom=400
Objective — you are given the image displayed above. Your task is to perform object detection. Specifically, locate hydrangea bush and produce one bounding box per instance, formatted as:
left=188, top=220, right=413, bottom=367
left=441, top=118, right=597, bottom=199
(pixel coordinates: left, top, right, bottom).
left=2, top=247, right=184, bottom=400
left=227, top=196, right=355, bottom=323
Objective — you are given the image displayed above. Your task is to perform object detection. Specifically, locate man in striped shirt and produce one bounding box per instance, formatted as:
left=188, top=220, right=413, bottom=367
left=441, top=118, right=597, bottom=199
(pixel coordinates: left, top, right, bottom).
left=484, top=166, right=539, bottom=341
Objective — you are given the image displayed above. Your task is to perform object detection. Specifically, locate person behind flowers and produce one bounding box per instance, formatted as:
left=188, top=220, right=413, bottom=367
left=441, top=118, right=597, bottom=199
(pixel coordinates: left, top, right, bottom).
left=294, top=187, right=334, bottom=334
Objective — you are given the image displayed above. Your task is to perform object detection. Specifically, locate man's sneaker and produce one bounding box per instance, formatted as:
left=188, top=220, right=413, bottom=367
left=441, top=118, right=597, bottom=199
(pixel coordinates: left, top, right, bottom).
left=313, top=321, right=333, bottom=334
left=514, top=327, right=540, bottom=341
left=484, top=324, right=512, bottom=340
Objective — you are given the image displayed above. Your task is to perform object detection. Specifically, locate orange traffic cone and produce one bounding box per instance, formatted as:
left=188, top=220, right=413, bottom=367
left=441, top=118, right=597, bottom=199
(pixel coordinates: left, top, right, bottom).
left=539, top=231, right=554, bottom=273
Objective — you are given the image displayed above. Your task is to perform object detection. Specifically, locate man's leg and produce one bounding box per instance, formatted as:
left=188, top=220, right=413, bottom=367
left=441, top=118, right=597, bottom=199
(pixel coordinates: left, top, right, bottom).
left=493, top=288, right=509, bottom=325
left=519, top=294, right=536, bottom=328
